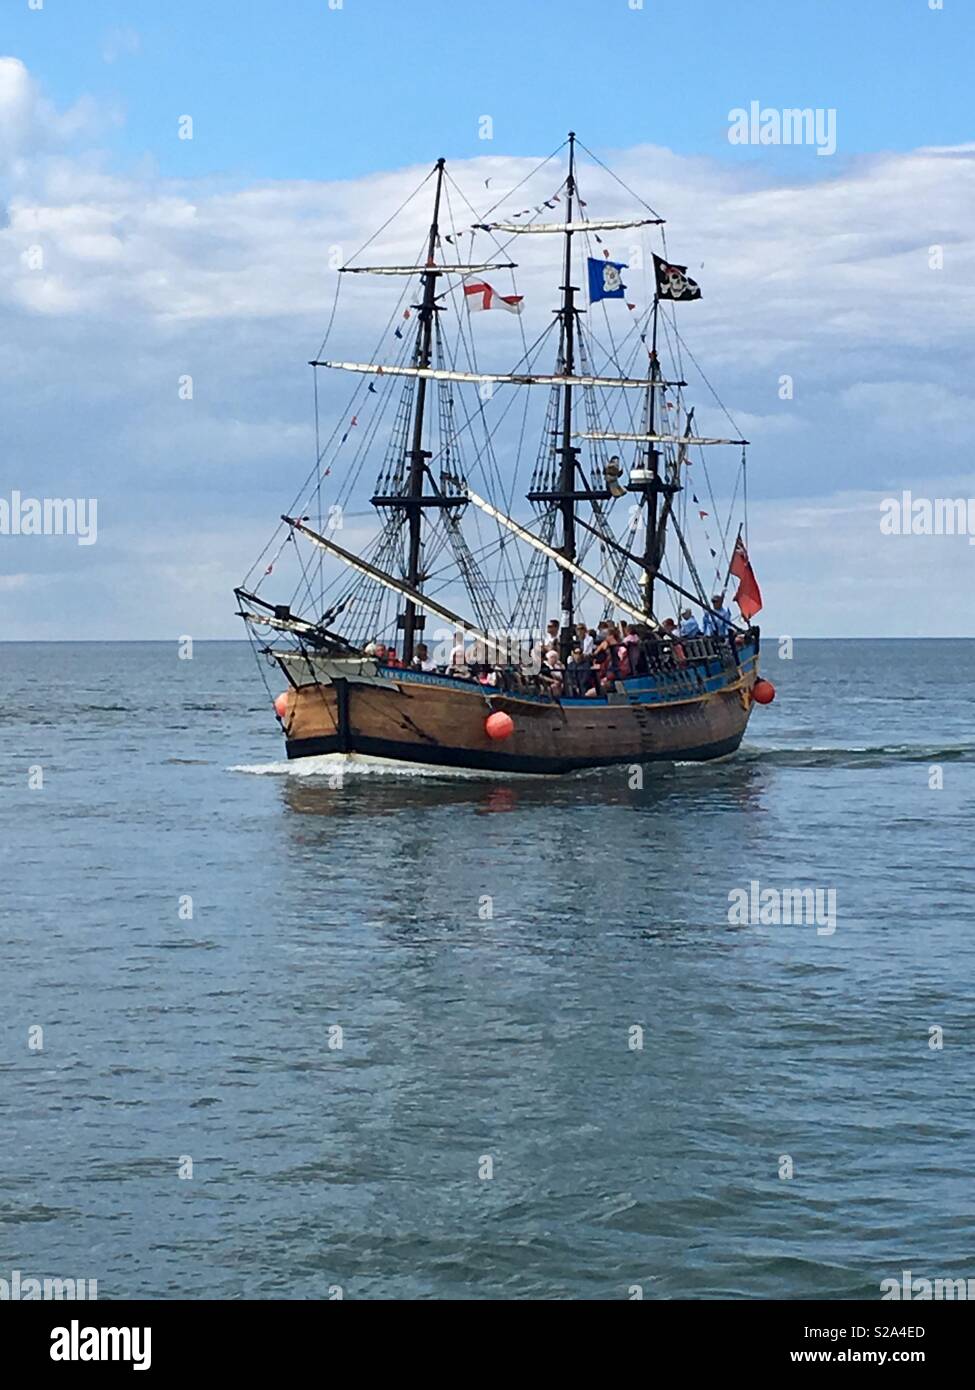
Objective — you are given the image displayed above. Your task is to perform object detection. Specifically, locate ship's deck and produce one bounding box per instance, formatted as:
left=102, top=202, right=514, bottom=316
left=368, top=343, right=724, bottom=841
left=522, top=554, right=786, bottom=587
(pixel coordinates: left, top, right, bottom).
left=370, top=637, right=758, bottom=708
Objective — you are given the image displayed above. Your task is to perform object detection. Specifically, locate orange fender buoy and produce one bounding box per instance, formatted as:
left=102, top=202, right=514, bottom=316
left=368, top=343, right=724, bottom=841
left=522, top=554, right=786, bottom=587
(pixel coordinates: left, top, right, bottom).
left=485, top=710, right=514, bottom=741
left=752, top=679, right=776, bottom=705
left=273, top=692, right=289, bottom=719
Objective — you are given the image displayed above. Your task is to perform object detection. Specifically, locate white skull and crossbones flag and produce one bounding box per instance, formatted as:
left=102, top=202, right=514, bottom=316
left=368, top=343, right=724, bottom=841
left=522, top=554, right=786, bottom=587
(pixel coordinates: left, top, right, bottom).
left=653, top=254, right=702, bottom=302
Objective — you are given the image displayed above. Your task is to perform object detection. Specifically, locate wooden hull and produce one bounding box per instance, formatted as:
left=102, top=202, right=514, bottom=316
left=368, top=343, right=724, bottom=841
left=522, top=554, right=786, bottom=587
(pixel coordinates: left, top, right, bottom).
left=276, top=653, right=758, bottom=776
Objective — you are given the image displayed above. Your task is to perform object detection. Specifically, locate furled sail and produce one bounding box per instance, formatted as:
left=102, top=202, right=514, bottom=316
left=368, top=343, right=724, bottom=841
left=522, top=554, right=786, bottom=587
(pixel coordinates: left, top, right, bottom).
left=472, top=218, right=663, bottom=233
left=312, top=360, right=685, bottom=389
left=340, top=262, right=516, bottom=275
left=237, top=609, right=322, bottom=638
left=578, top=431, right=749, bottom=445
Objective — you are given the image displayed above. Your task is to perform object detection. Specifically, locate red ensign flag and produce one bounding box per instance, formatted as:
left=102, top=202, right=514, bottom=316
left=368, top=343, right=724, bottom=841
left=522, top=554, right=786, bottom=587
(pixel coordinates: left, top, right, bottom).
left=729, top=535, right=763, bottom=620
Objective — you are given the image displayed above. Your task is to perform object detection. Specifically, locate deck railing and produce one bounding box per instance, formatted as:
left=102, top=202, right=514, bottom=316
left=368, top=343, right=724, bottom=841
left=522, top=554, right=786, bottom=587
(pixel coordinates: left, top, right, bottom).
left=381, top=628, right=759, bottom=699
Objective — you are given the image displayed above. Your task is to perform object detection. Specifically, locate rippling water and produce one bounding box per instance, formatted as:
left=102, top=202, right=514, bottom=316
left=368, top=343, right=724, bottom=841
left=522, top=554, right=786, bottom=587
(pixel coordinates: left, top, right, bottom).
left=2, top=639, right=973, bottom=1299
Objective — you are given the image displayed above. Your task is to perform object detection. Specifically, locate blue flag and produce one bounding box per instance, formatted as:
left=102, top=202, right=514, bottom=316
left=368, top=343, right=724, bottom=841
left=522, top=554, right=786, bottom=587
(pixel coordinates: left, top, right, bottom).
left=588, top=256, right=627, bottom=302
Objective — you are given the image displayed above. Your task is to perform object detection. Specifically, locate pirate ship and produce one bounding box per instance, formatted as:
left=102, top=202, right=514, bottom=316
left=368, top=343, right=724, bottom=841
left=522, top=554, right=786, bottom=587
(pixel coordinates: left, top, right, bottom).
left=236, top=133, right=772, bottom=775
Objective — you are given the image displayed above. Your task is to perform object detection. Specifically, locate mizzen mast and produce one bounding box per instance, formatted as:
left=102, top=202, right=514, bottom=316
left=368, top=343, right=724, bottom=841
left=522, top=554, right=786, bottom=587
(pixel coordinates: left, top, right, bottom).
left=636, top=296, right=664, bottom=617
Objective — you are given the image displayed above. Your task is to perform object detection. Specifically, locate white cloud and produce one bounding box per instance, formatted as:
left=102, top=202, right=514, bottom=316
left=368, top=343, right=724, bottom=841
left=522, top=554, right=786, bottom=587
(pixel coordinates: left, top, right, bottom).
left=101, top=27, right=141, bottom=65
left=0, top=57, right=101, bottom=174
left=1, top=58, right=974, bottom=638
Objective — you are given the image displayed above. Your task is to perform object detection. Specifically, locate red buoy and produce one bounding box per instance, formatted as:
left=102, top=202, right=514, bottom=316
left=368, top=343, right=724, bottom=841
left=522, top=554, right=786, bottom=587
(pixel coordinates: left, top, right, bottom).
left=273, top=692, right=289, bottom=719
left=752, top=679, right=776, bottom=705
left=485, top=710, right=514, bottom=741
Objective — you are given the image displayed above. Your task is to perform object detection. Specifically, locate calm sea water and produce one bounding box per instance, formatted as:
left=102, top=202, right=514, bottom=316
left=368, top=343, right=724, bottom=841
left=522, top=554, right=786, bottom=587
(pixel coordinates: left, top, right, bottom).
left=2, top=639, right=973, bottom=1300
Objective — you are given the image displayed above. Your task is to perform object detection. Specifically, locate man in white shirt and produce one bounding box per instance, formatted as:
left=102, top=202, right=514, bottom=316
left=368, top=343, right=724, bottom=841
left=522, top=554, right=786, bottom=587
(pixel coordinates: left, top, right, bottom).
left=575, top=622, right=595, bottom=657
left=411, top=642, right=437, bottom=672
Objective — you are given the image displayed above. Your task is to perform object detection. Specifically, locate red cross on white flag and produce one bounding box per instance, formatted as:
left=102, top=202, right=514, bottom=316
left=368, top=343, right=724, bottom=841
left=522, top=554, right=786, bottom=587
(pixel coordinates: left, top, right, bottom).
left=462, top=279, right=523, bottom=314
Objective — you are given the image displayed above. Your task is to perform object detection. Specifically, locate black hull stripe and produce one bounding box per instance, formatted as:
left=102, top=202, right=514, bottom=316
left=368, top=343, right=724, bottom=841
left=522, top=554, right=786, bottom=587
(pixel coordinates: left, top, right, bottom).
left=284, top=732, right=745, bottom=775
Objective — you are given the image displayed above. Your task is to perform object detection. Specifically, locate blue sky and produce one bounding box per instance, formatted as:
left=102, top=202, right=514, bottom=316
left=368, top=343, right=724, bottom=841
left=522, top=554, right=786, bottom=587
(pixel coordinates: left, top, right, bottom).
left=1, top=1, right=973, bottom=639
left=5, top=0, right=970, bottom=179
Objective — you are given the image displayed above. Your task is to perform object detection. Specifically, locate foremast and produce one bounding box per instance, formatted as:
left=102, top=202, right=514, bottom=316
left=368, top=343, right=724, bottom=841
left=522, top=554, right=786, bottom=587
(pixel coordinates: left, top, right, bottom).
left=556, top=134, right=579, bottom=650
left=400, top=157, right=445, bottom=664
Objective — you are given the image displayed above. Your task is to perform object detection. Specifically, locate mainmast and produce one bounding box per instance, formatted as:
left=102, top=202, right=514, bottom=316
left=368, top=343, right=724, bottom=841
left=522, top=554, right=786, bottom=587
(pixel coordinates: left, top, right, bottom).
left=557, top=133, right=579, bottom=651
left=400, top=157, right=446, bottom=663
left=525, top=133, right=611, bottom=655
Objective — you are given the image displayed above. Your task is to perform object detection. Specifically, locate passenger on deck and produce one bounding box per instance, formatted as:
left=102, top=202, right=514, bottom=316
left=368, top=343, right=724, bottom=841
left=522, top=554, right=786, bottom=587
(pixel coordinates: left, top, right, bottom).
left=623, top=623, right=647, bottom=676
left=374, top=642, right=388, bottom=663
left=544, top=618, right=562, bottom=652
left=659, top=618, right=688, bottom=668
left=449, top=632, right=469, bottom=670
left=679, top=608, right=701, bottom=638
left=702, top=594, right=734, bottom=638
left=594, top=623, right=620, bottom=654
left=614, top=638, right=632, bottom=679
left=385, top=645, right=403, bottom=668
left=566, top=645, right=594, bottom=697
left=591, top=627, right=625, bottom=691
left=411, top=642, right=436, bottom=672
left=542, top=648, right=564, bottom=698
left=467, top=637, right=492, bottom=666
left=529, top=635, right=548, bottom=672
left=575, top=622, right=591, bottom=657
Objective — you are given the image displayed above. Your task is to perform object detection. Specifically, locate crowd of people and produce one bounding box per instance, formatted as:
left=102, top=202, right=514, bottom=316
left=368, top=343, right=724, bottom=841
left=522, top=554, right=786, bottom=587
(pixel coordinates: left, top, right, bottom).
left=362, top=593, right=741, bottom=698
left=531, top=603, right=732, bottom=698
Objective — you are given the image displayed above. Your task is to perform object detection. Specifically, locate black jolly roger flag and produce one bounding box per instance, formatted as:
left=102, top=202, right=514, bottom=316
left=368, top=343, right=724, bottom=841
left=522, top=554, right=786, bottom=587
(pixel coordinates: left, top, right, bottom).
left=653, top=254, right=702, bottom=302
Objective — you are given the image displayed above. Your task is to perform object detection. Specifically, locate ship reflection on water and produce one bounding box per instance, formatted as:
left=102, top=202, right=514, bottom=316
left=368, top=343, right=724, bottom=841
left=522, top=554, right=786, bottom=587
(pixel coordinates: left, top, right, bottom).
left=275, top=756, right=774, bottom=954
left=280, top=755, right=770, bottom=822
